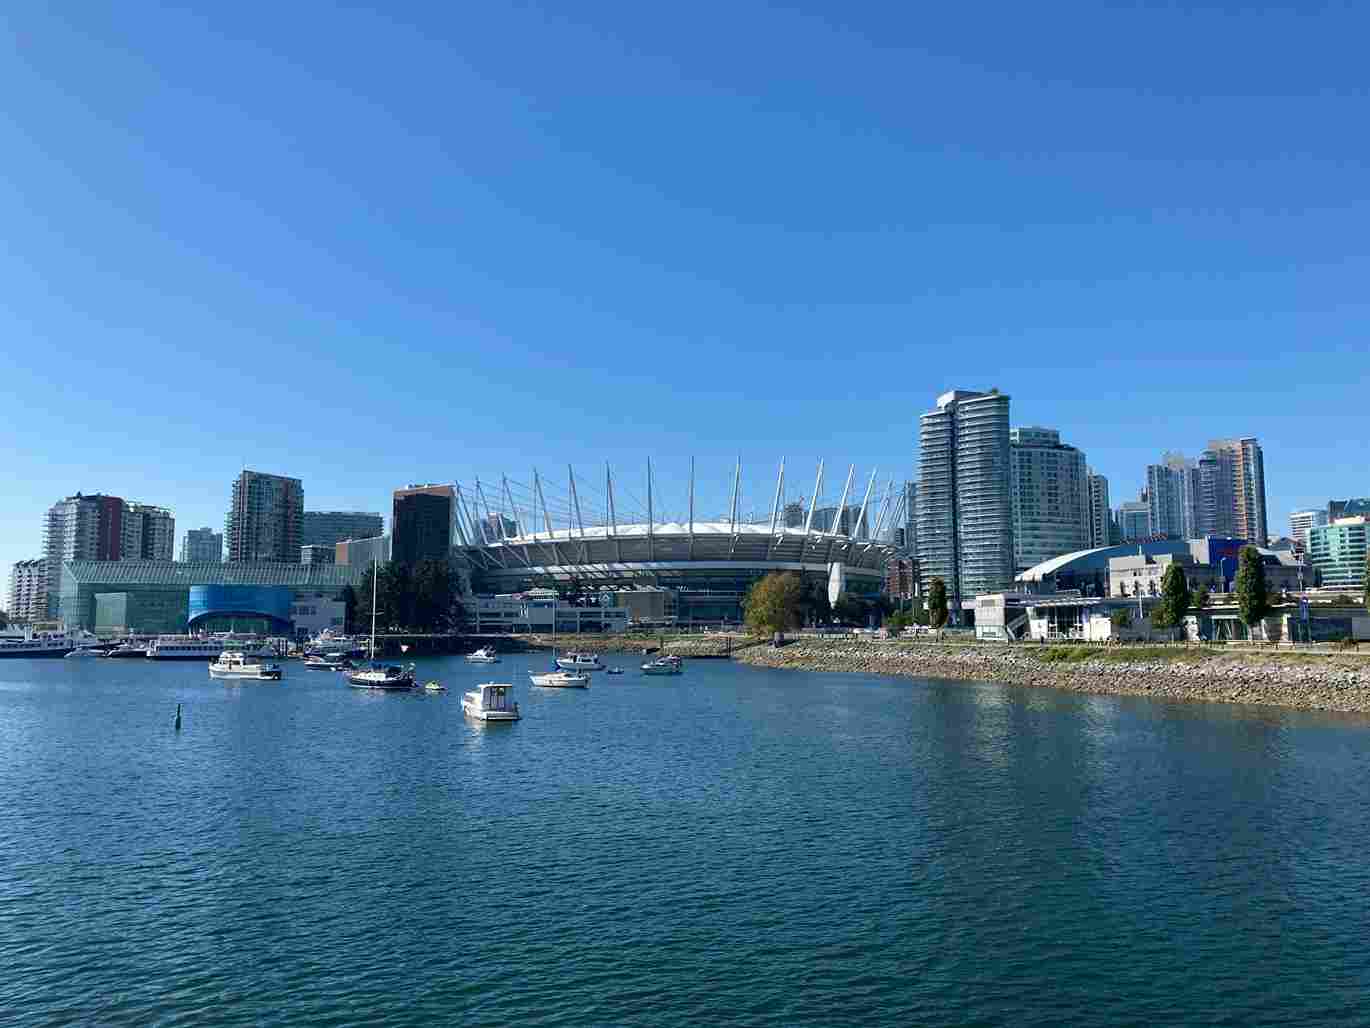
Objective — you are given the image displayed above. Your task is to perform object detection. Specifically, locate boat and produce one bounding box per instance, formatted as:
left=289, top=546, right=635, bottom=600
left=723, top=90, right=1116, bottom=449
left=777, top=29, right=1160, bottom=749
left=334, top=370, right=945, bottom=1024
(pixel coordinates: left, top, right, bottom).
left=462, top=682, right=521, bottom=721
left=555, top=651, right=603, bottom=671
left=304, top=631, right=367, bottom=658
left=529, top=670, right=590, bottom=688
left=641, top=655, right=684, bottom=676
left=209, top=651, right=283, bottom=681
left=346, top=662, right=416, bottom=690
left=146, top=635, right=276, bottom=661
left=423, top=680, right=446, bottom=692
left=606, top=666, right=625, bottom=675
left=0, top=625, right=99, bottom=659
left=465, top=646, right=500, bottom=664
left=302, top=653, right=348, bottom=671
left=64, top=646, right=107, bottom=659
left=345, top=558, right=414, bottom=689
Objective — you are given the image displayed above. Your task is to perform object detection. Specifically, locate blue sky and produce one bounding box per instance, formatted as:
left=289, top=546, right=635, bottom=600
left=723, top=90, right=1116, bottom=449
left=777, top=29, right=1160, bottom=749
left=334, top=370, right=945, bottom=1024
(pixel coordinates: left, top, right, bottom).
left=2, top=1, right=1367, bottom=592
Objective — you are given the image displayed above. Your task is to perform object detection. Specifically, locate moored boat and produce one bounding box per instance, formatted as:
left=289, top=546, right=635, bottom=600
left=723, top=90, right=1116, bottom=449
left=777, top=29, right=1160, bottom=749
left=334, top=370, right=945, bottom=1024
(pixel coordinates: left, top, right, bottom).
left=462, top=682, right=521, bottom=721
left=209, top=651, right=283, bottom=681
left=555, top=651, right=602, bottom=672
left=346, top=662, right=416, bottom=690
left=641, top=655, right=683, bottom=676
left=0, top=626, right=98, bottom=659
left=529, top=670, right=590, bottom=688
left=465, top=646, right=500, bottom=664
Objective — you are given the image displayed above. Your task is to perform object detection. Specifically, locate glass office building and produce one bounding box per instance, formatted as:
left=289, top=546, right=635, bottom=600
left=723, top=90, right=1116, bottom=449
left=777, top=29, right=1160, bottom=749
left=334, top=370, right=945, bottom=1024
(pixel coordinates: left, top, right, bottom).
left=60, top=560, right=365, bottom=635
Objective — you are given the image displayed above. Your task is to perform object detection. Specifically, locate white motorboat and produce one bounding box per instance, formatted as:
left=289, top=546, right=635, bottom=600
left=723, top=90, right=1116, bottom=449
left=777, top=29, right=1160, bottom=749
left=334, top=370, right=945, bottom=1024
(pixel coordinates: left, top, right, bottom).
left=209, top=651, right=283, bottom=681
left=465, top=646, right=500, bottom=664
left=530, top=670, right=590, bottom=688
left=106, top=640, right=150, bottom=658
left=0, top=626, right=99, bottom=659
left=303, top=653, right=347, bottom=671
left=64, top=646, right=107, bottom=659
left=555, top=651, right=602, bottom=671
left=423, top=680, right=446, bottom=693
left=641, top=655, right=683, bottom=676
left=462, top=682, right=521, bottom=721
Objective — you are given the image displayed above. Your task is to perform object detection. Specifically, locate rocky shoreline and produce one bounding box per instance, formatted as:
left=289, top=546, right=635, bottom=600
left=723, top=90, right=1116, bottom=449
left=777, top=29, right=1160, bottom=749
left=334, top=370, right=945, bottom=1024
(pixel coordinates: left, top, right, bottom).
left=732, top=639, right=1370, bottom=715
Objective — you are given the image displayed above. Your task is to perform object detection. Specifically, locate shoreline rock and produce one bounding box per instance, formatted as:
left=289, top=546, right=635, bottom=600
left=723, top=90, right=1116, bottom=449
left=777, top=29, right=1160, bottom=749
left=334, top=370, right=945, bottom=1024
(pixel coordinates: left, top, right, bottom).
left=732, top=639, right=1370, bottom=716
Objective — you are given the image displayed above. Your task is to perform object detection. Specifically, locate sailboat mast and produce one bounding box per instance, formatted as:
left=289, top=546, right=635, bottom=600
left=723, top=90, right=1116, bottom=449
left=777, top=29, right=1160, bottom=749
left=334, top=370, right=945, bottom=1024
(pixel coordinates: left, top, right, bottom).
left=370, top=556, right=378, bottom=659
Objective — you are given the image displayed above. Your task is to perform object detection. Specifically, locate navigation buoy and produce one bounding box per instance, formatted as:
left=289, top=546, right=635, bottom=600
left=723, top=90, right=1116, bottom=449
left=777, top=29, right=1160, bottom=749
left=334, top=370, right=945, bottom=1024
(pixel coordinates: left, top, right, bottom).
left=174, top=703, right=182, bottom=732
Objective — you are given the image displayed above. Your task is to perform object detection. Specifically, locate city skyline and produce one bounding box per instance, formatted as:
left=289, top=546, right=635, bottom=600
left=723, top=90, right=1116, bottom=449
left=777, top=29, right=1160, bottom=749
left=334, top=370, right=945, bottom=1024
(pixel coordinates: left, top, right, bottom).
left=2, top=421, right=1362, bottom=603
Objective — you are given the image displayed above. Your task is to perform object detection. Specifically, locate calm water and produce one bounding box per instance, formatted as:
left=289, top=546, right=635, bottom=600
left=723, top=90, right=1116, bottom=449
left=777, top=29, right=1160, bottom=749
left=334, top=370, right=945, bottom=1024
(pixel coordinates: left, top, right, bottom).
left=2, top=653, right=1369, bottom=1026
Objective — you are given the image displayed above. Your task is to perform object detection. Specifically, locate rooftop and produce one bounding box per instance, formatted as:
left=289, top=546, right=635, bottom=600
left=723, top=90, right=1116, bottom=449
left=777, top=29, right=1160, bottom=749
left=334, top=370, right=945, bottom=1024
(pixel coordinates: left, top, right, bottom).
left=63, top=560, right=366, bottom=588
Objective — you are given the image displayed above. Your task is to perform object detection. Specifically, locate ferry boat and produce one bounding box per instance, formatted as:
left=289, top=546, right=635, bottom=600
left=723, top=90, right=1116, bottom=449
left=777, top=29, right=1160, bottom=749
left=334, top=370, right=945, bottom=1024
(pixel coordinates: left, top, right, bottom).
left=555, top=651, right=603, bottom=672
left=209, top=651, right=283, bottom=681
left=0, top=626, right=99, bottom=659
left=146, top=636, right=275, bottom=661
left=462, top=682, right=521, bottom=721
left=345, top=662, right=416, bottom=690
left=465, top=646, right=500, bottom=664
left=641, top=655, right=684, bottom=676
left=529, top=670, right=590, bottom=688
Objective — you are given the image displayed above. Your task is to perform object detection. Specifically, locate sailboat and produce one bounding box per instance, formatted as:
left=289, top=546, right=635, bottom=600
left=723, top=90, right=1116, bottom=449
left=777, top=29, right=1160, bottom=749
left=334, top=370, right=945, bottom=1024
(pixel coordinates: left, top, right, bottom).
left=346, top=558, right=416, bottom=690
left=529, top=593, right=589, bottom=688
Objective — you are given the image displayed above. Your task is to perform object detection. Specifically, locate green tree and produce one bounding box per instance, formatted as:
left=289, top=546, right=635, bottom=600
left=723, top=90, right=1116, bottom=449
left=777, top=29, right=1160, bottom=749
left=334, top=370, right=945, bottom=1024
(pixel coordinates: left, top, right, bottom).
left=886, top=610, right=912, bottom=634
left=744, top=572, right=804, bottom=637
left=927, top=578, right=949, bottom=630
left=1191, top=585, right=1210, bottom=611
left=834, top=594, right=869, bottom=625
left=797, top=578, right=831, bottom=627
left=1110, top=609, right=1132, bottom=632
left=1153, top=561, right=1190, bottom=631
left=1235, top=545, right=1270, bottom=639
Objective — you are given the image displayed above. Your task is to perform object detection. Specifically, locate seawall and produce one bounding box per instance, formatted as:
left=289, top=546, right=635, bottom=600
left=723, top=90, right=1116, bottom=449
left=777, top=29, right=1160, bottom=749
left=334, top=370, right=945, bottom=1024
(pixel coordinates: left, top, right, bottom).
left=732, top=639, right=1370, bottom=715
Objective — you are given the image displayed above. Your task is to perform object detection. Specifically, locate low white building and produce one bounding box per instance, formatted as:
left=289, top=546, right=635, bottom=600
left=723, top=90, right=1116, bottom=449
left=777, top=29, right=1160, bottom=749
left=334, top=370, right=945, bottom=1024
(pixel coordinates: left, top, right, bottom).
left=465, top=591, right=629, bottom=634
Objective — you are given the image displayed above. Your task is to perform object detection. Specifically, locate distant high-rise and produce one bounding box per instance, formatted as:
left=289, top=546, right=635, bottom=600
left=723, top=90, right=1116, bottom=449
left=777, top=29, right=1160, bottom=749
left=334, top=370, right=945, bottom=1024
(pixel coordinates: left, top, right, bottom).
left=1145, top=463, right=1185, bottom=538
left=1196, top=439, right=1267, bottom=543
left=7, top=558, right=48, bottom=623
left=392, top=485, right=455, bottom=565
left=226, top=471, right=304, bottom=563
left=301, top=544, right=337, bottom=565
left=1009, top=427, right=1089, bottom=572
left=126, top=504, right=175, bottom=560
left=43, top=493, right=130, bottom=614
left=781, top=501, right=806, bottom=529
left=1308, top=517, right=1368, bottom=591
left=1118, top=500, right=1151, bottom=542
left=1086, top=470, right=1112, bottom=549
left=917, top=389, right=1014, bottom=618
left=180, top=527, right=223, bottom=563
left=1288, top=509, right=1328, bottom=553
left=302, top=511, right=385, bottom=548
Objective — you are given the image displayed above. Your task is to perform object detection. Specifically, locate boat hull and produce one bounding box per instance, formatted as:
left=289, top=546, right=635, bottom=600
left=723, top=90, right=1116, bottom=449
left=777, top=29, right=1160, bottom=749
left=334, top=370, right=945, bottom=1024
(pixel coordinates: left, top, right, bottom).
left=210, top=670, right=282, bottom=681
left=0, top=648, right=73, bottom=659
left=529, top=674, right=589, bottom=688
left=462, top=703, right=520, bottom=721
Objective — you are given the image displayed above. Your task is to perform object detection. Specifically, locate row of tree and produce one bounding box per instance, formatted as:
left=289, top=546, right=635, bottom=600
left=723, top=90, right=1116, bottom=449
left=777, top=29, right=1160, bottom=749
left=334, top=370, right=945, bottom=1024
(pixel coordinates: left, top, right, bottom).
left=343, top=559, right=463, bottom=634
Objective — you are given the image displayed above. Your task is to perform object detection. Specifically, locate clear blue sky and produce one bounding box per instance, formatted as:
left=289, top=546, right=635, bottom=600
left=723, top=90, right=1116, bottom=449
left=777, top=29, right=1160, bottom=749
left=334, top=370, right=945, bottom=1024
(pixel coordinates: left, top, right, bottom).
left=2, top=1, right=1367, bottom=592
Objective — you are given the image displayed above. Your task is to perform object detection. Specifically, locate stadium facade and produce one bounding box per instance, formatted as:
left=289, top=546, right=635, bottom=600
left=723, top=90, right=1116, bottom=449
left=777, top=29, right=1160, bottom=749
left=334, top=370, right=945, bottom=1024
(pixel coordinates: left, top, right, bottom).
left=453, top=460, right=905, bottom=625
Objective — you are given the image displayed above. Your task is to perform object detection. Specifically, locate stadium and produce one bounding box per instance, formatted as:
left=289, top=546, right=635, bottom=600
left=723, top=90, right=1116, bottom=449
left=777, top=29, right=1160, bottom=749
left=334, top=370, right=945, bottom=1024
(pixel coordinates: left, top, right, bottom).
left=453, top=459, right=905, bottom=626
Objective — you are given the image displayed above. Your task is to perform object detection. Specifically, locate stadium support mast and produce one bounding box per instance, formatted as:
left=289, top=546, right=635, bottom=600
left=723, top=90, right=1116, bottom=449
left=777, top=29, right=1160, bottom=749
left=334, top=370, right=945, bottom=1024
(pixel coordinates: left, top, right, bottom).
left=854, top=469, right=877, bottom=544
left=568, top=465, right=585, bottom=537
left=802, top=460, right=824, bottom=543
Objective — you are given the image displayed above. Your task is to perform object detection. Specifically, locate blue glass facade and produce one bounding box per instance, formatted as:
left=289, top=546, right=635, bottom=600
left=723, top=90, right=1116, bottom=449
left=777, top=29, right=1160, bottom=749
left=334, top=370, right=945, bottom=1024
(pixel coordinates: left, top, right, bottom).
left=188, top=585, right=294, bottom=633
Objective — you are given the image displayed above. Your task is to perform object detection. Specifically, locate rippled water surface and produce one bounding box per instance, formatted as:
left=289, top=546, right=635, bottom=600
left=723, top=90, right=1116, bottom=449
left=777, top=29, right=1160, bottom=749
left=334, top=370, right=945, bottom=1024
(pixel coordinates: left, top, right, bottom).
left=3, top=653, right=1370, bottom=1026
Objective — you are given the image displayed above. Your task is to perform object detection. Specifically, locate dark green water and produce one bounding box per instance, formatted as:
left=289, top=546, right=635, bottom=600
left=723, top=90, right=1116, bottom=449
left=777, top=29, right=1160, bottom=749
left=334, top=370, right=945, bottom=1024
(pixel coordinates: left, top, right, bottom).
left=2, top=654, right=1369, bottom=1026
